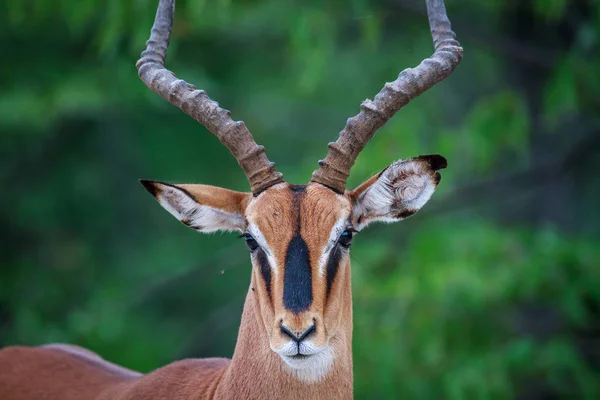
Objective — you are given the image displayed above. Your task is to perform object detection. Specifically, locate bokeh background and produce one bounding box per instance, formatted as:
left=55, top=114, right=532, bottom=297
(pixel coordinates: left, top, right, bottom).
left=1, top=0, right=599, bottom=398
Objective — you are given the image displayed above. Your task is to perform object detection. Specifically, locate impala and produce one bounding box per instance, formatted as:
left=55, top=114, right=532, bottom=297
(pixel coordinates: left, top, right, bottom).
left=0, top=0, right=461, bottom=398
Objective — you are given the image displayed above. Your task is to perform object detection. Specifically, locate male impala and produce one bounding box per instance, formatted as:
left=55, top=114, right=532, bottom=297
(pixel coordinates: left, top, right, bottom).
left=0, top=0, right=461, bottom=398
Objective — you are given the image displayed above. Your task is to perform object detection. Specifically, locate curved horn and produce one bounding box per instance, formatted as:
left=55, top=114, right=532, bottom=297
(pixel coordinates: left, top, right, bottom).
left=137, top=0, right=284, bottom=195
left=310, top=0, right=463, bottom=193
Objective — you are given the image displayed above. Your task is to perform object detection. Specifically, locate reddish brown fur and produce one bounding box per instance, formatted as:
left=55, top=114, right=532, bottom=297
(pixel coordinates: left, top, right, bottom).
left=0, top=282, right=352, bottom=399
left=0, top=183, right=355, bottom=400
left=0, top=168, right=441, bottom=399
left=176, top=184, right=251, bottom=215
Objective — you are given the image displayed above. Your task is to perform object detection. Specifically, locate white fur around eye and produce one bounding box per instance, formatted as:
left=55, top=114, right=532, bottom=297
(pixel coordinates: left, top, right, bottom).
left=317, top=212, right=351, bottom=276
left=246, top=222, right=280, bottom=277
left=157, top=186, right=244, bottom=233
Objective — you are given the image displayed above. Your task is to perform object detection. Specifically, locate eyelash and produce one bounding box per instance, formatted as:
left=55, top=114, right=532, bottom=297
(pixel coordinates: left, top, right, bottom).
left=240, top=233, right=260, bottom=252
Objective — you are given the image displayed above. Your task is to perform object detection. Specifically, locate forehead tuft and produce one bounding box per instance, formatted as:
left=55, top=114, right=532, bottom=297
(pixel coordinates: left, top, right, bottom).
left=302, top=183, right=350, bottom=219
left=245, top=183, right=350, bottom=241
left=301, top=184, right=351, bottom=245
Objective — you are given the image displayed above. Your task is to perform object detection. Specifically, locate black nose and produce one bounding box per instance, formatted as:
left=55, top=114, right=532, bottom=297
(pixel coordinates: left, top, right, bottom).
left=280, top=322, right=316, bottom=343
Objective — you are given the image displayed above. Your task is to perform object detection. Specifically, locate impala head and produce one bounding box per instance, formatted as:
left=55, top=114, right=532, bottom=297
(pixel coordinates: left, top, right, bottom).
left=137, top=0, right=461, bottom=382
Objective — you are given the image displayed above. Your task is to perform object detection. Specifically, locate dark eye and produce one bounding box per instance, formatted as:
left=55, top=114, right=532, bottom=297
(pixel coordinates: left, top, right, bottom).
left=242, top=233, right=260, bottom=252
left=338, top=229, right=354, bottom=248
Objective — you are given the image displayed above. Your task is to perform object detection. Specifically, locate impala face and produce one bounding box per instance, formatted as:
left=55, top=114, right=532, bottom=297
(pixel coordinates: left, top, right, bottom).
left=244, top=183, right=352, bottom=378
left=141, top=154, right=446, bottom=381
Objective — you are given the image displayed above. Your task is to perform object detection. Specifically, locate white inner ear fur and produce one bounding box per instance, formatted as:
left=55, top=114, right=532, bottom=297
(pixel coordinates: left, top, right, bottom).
left=157, top=185, right=244, bottom=233
left=353, top=158, right=439, bottom=230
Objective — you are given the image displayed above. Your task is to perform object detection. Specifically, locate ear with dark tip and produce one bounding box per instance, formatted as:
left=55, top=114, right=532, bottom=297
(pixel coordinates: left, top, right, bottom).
left=349, top=155, right=446, bottom=230
left=140, top=179, right=163, bottom=198
left=416, top=154, right=447, bottom=185
left=417, top=154, right=448, bottom=171
left=139, top=180, right=249, bottom=233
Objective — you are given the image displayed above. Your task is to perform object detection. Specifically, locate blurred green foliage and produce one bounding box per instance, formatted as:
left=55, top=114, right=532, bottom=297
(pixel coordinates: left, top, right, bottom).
left=1, top=0, right=599, bottom=398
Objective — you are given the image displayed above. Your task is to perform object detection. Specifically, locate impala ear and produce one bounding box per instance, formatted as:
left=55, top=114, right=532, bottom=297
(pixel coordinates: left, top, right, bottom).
left=140, top=180, right=251, bottom=233
left=349, top=155, right=447, bottom=230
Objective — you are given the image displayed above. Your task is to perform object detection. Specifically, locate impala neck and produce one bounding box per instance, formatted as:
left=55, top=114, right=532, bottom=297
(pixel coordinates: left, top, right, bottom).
left=214, top=272, right=354, bottom=399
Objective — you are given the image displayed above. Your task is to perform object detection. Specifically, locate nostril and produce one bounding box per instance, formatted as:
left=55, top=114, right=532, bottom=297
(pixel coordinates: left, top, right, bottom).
left=301, top=323, right=316, bottom=341
left=280, top=323, right=295, bottom=340
left=279, top=321, right=301, bottom=341
left=280, top=322, right=316, bottom=343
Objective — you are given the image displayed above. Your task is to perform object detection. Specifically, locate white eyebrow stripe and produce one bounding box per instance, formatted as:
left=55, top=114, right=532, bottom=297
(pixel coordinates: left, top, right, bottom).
left=247, top=222, right=280, bottom=278
left=318, top=211, right=351, bottom=276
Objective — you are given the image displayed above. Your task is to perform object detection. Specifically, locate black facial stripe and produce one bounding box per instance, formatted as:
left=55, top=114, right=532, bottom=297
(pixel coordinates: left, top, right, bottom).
left=256, top=249, right=272, bottom=298
left=283, top=235, right=312, bottom=312
left=326, top=245, right=343, bottom=298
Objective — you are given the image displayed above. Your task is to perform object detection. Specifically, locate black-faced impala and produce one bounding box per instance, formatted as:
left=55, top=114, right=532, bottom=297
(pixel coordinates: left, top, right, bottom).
left=0, top=0, right=461, bottom=398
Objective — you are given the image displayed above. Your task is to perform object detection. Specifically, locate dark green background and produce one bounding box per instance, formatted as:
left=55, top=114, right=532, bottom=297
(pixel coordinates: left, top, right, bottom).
left=1, top=0, right=599, bottom=398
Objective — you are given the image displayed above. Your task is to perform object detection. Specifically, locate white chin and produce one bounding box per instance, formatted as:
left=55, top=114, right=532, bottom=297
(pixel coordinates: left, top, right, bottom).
left=281, top=354, right=317, bottom=370
left=277, top=347, right=334, bottom=383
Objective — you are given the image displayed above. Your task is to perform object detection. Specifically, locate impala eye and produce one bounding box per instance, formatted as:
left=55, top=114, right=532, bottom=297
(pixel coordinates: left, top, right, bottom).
left=338, top=229, right=354, bottom=248
left=241, top=233, right=260, bottom=252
